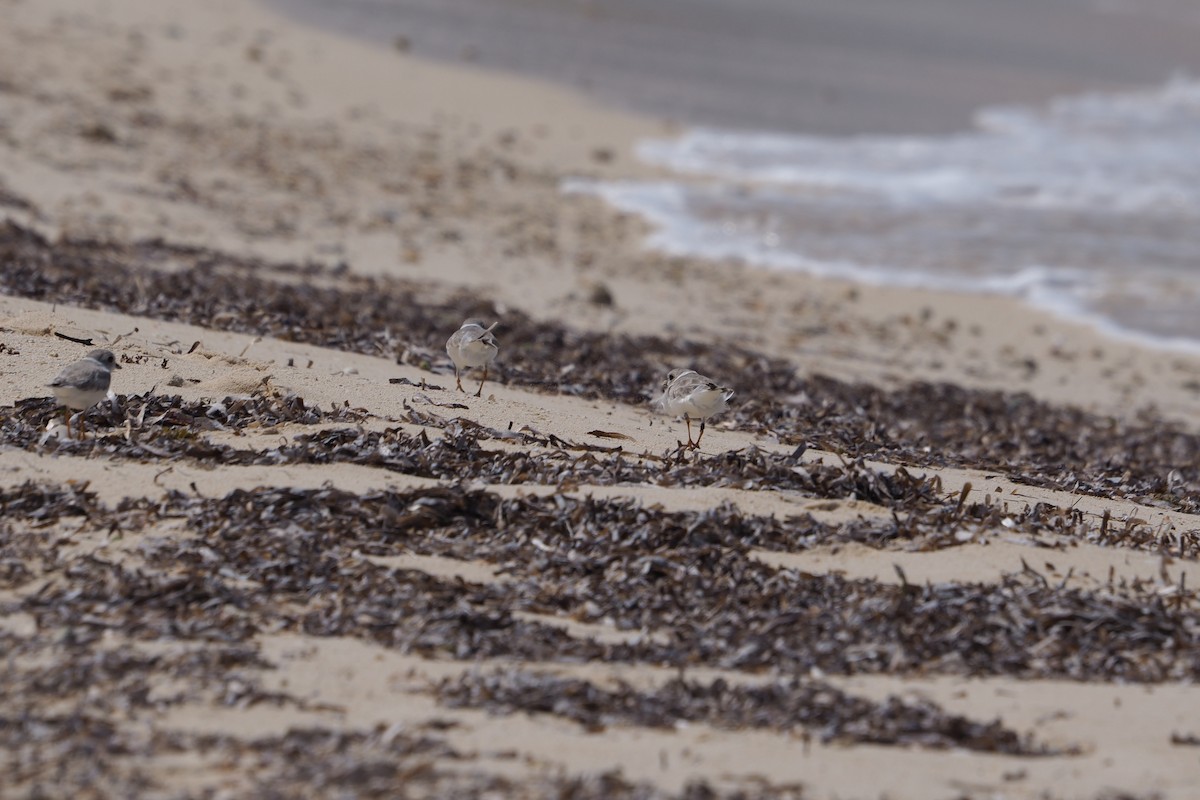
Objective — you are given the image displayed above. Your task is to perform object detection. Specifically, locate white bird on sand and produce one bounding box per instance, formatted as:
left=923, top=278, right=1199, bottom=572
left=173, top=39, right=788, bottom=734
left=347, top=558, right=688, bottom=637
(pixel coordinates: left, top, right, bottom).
left=446, top=320, right=499, bottom=397
left=655, top=368, right=734, bottom=449
left=47, top=348, right=121, bottom=438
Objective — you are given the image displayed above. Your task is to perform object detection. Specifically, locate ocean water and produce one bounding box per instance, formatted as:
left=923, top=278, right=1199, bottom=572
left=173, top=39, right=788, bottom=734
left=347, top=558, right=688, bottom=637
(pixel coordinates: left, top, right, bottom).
left=570, top=78, right=1200, bottom=349
left=270, top=0, right=1200, bottom=135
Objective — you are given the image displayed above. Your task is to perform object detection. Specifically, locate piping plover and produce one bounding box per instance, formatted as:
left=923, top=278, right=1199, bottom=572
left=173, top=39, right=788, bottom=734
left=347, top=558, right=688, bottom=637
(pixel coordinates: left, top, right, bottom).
left=656, top=368, right=734, bottom=449
left=446, top=320, right=498, bottom=397
left=47, top=348, right=121, bottom=438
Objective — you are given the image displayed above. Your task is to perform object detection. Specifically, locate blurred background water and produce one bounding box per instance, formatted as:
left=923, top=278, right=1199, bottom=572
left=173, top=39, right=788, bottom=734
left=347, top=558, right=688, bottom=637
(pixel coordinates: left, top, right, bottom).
left=269, top=0, right=1200, bottom=346
left=571, top=78, right=1200, bottom=346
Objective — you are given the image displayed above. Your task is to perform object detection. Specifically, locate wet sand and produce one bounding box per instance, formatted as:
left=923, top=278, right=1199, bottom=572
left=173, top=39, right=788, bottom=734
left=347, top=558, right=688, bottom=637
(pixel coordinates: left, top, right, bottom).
left=267, top=0, right=1200, bottom=134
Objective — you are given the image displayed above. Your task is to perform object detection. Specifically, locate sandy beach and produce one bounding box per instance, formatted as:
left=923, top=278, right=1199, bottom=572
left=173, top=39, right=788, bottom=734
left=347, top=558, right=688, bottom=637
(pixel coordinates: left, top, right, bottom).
left=2, top=0, right=1200, bottom=798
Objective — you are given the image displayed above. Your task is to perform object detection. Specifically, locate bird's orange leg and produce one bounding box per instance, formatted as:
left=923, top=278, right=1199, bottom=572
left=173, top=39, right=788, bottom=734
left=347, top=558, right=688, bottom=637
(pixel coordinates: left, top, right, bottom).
left=475, top=366, right=487, bottom=398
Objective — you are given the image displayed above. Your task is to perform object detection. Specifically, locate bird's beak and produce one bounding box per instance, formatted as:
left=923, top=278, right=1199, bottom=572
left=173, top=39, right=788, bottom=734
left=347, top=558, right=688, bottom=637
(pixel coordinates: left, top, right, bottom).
left=113, top=362, right=123, bottom=369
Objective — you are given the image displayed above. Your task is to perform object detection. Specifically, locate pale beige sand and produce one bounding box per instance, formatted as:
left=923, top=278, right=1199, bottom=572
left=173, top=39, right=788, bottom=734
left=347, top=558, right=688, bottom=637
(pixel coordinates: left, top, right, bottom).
left=4, top=293, right=1199, bottom=798
left=2, top=0, right=1200, bottom=798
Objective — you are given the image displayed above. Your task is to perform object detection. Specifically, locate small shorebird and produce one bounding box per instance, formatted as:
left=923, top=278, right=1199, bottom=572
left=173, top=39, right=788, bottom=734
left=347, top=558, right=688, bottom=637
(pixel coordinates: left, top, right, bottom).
left=446, top=320, right=499, bottom=397
left=47, top=348, right=121, bottom=438
left=656, top=368, right=735, bottom=449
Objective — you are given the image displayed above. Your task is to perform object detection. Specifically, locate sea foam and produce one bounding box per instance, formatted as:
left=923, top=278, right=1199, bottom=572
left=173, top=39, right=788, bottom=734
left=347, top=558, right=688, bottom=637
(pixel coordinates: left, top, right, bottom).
left=568, top=76, right=1200, bottom=349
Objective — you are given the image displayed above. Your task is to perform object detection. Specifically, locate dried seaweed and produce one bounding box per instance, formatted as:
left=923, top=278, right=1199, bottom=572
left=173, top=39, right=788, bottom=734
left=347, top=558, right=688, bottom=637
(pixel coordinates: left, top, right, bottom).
left=0, top=181, right=37, bottom=214
left=5, top=387, right=1186, bottom=558
left=180, top=729, right=809, bottom=799
left=1, top=650, right=778, bottom=800
left=5, top=482, right=1184, bottom=683
left=185, top=486, right=1200, bottom=682
left=0, top=638, right=301, bottom=798
left=0, top=635, right=802, bottom=799
left=0, top=481, right=100, bottom=522
left=3, top=216, right=1199, bottom=794
left=0, top=395, right=970, bottom=511
left=4, top=219, right=1200, bottom=515
left=226, top=728, right=806, bottom=799
left=22, top=553, right=261, bottom=644
left=7, top=389, right=365, bottom=438
left=0, top=471, right=1188, bottom=796
left=0, top=483, right=107, bottom=588
left=0, top=392, right=372, bottom=467
left=279, top=426, right=956, bottom=511
left=435, top=668, right=1059, bottom=755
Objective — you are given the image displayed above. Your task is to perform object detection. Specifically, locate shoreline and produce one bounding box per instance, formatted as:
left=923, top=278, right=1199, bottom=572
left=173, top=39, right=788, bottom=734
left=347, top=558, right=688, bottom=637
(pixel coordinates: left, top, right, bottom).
left=578, top=76, right=1200, bottom=356
left=2, top=1, right=1200, bottom=798
left=265, top=0, right=1200, bottom=136
left=255, top=1, right=1200, bottom=354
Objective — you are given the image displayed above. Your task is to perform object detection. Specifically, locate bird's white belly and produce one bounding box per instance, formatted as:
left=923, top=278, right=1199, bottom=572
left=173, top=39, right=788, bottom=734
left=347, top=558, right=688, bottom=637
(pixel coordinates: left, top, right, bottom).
left=674, top=389, right=727, bottom=420
left=53, top=386, right=107, bottom=411
left=457, top=341, right=496, bottom=368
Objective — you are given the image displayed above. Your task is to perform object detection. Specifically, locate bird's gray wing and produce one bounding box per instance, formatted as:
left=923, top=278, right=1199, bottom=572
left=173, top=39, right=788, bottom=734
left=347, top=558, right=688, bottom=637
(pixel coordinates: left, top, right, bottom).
left=49, top=361, right=111, bottom=391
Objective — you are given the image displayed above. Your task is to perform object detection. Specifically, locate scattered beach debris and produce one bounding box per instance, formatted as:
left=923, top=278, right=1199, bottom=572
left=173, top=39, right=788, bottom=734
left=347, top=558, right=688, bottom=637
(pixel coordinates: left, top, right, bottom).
left=3, top=219, right=1198, bottom=514
left=434, top=668, right=1065, bottom=755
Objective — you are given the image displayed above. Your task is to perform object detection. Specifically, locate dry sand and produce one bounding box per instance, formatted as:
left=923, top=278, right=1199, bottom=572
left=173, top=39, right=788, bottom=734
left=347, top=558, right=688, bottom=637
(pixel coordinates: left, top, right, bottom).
left=1, top=0, right=1199, bottom=798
